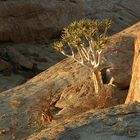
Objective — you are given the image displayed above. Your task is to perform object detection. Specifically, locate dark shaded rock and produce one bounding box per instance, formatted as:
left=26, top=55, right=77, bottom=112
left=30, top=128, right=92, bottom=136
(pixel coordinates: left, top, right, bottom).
left=6, top=47, right=33, bottom=69
left=0, top=58, right=12, bottom=75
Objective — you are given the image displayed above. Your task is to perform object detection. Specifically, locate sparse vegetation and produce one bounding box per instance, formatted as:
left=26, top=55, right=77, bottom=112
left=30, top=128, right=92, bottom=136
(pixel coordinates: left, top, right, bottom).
left=53, top=19, right=112, bottom=94
left=30, top=95, right=54, bottom=127
left=39, top=96, right=53, bottom=124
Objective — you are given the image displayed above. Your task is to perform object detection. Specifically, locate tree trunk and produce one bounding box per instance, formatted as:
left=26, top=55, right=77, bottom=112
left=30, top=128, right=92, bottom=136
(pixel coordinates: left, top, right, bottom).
left=91, top=69, right=104, bottom=94
left=125, top=33, right=140, bottom=104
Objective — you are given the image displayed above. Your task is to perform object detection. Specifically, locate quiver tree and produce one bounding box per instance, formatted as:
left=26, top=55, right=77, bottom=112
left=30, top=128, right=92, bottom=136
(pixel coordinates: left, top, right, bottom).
left=54, top=19, right=112, bottom=94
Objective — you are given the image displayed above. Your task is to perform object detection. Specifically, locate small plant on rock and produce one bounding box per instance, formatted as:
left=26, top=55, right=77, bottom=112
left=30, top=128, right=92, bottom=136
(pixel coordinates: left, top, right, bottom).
left=30, top=94, right=54, bottom=127
left=53, top=19, right=112, bottom=94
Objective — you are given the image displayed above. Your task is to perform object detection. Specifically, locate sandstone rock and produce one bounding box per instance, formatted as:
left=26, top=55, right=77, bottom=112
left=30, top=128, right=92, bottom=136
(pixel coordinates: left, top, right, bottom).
left=101, top=22, right=140, bottom=89
left=55, top=82, right=127, bottom=111
left=0, top=23, right=140, bottom=140
left=125, top=32, right=140, bottom=103
left=102, top=36, right=134, bottom=89
left=27, top=103, right=140, bottom=140
left=6, top=47, right=33, bottom=69
left=0, top=74, right=25, bottom=92
left=11, top=42, right=65, bottom=71
left=0, top=0, right=85, bottom=42
left=0, top=43, right=64, bottom=92
left=0, top=0, right=140, bottom=42
left=85, top=0, right=140, bottom=33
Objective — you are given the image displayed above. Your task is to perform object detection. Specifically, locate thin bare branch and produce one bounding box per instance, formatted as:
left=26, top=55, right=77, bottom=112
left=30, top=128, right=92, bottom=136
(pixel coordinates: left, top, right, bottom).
left=80, top=45, right=90, bottom=61
left=68, top=43, right=74, bottom=57
left=77, top=47, right=84, bottom=64
left=61, top=51, right=72, bottom=58
left=94, top=50, right=102, bottom=68
left=61, top=50, right=91, bottom=70
left=91, top=71, right=99, bottom=93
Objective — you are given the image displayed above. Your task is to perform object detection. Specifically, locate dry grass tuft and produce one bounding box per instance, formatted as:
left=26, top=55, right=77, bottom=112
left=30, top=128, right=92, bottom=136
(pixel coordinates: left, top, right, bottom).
left=39, top=96, right=53, bottom=124
left=94, top=89, right=112, bottom=108
left=59, top=88, right=113, bottom=119
left=29, top=94, right=54, bottom=127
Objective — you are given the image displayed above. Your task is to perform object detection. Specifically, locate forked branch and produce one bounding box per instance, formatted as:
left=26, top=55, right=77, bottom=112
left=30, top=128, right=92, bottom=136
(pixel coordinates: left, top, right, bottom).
left=54, top=19, right=112, bottom=94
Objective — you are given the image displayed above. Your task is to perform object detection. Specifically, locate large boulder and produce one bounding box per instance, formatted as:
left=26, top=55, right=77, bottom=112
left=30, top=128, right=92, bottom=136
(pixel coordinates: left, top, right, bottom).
left=125, top=32, right=140, bottom=103
left=0, top=43, right=65, bottom=92
left=27, top=103, right=140, bottom=140
left=100, top=22, right=140, bottom=90
left=55, top=24, right=137, bottom=109
left=0, top=0, right=85, bottom=42
left=85, top=0, right=140, bottom=32
left=102, top=35, right=134, bottom=89
left=6, top=47, right=33, bottom=69
left=0, top=0, right=140, bottom=42
left=0, top=23, right=140, bottom=140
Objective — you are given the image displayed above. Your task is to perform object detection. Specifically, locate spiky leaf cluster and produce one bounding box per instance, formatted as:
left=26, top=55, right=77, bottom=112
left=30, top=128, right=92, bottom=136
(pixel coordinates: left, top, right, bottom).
left=54, top=19, right=112, bottom=51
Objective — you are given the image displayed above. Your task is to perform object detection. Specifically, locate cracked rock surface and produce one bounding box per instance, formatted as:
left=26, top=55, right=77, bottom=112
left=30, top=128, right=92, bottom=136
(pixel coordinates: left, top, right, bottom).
left=0, top=23, right=140, bottom=140
left=28, top=103, right=140, bottom=140
left=0, top=0, right=140, bottom=42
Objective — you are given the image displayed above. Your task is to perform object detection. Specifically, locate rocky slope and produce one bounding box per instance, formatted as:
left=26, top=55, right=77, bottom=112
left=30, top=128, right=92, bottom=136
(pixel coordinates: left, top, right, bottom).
left=28, top=103, right=140, bottom=140
left=0, top=1, right=140, bottom=139
left=0, top=22, right=140, bottom=140
left=0, top=0, right=85, bottom=42
left=0, top=42, right=64, bottom=92
left=0, top=0, right=140, bottom=42
left=85, top=0, right=140, bottom=32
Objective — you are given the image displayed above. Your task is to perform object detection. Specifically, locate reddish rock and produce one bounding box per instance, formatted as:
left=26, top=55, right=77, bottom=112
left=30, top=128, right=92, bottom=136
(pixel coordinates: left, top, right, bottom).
left=102, top=22, right=140, bottom=90
left=125, top=33, right=140, bottom=103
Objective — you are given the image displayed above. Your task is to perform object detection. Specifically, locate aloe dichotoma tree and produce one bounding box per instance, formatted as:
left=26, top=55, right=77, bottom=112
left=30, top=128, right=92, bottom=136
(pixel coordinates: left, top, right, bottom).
left=54, top=19, right=112, bottom=94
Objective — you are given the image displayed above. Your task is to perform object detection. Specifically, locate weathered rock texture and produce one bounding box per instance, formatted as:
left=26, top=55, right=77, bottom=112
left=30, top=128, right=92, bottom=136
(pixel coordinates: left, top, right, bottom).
left=102, top=35, right=134, bottom=89
left=125, top=32, right=140, bottom=103
left=0, top=42, right=64, bottom=92
left=28, top=103, right=140, bottom=140
left=0, top=22, right=140, bottom=140
left=85, top=0, right=140, bottom=32
left=0, top=0, right=85, bottom=42
left=6, top=47, right=33, bottom=69
left=0, top=0, right=140, bottom=42
left=0, top=58, right=11, bottom=72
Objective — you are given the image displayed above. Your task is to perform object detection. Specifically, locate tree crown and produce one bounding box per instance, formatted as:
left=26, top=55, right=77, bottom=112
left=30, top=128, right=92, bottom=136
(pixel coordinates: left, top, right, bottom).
left=54, top=19, right=112, bottom=51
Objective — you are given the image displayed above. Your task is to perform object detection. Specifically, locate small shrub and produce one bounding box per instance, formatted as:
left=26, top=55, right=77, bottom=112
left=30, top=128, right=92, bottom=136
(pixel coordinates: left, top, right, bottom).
left=53, top=19, right=112, bottom=94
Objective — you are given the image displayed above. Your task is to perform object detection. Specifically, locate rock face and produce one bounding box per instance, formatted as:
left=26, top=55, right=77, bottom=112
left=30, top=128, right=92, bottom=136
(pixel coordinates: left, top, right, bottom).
left=55, top=21, right=139, bottom=112
left=27, top=103, right=140, bottom=140
left=6, top=47, right=33, bottom=69
left=0, top=0, right=140, bottom=42
left=101, top=22, right=140, bottom=90
left=125, top=32, right=140, bottom=103
left=0, top=0, right=85, bottom=42
left=0, top=42, right=65, bottom=92
left=0, top=74, right=25, bottom=92
left=0, top=1, right=140, bottom=140
left=0, top=58, right=11, bottom=72
left=103, top=35, right=134, bottom=89
left=85, top=0, right=140, bottom=32
left=0, top=23, right=140, bottom=140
